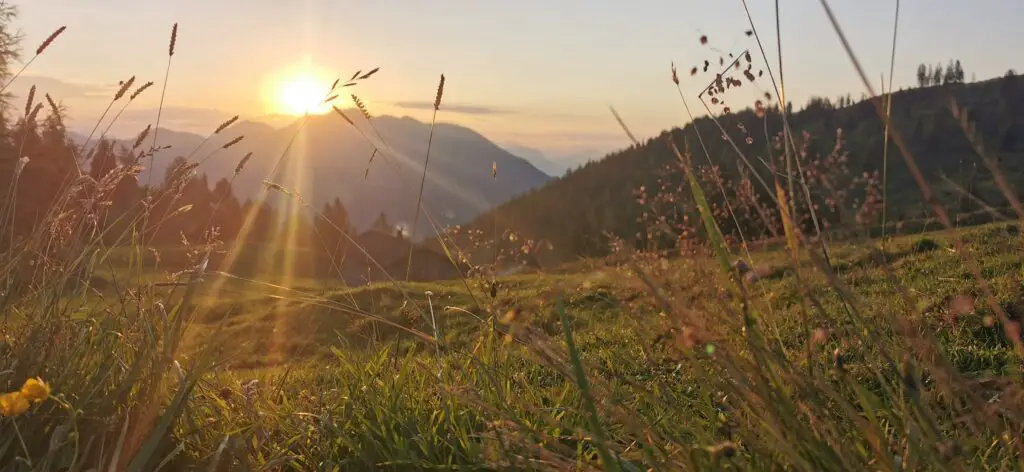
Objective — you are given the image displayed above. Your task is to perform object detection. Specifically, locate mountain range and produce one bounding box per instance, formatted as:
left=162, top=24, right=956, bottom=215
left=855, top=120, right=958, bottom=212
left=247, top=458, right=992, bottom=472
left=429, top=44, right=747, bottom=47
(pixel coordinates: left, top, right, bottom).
left=74, top=113, right=552, bottom=236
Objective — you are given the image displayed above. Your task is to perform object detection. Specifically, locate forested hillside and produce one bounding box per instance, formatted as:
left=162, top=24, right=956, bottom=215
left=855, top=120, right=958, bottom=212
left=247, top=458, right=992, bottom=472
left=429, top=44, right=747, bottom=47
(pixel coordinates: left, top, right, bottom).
left=465, top=71, right=1024, bottom=263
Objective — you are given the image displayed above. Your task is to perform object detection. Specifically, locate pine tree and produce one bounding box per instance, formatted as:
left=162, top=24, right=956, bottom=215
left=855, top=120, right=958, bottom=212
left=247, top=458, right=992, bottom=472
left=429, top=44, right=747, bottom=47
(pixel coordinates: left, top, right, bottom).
left=88, top=138, right=118, bottom=181
left=932, top=63, right=943, bottom=85
left=371, top=212, right=390, bottom=233
left=943, top=59, right=956, bottom=84
left=211, top=178, right=242, bottom=241
left=0, top=3, right=20, bottom=116
left=917, top=63, right=928, bottom=87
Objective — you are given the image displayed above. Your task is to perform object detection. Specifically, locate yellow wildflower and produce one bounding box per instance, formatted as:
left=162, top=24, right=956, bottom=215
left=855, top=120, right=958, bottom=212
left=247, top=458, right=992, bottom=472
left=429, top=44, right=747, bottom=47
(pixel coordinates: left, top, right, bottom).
left=20, top=377, right=50, bottom=403
left=0, top=392, right=29, bottom=417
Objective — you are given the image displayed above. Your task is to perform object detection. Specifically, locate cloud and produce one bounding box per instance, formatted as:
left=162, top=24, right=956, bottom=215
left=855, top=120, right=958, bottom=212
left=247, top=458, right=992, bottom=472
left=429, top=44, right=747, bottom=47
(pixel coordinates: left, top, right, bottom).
left=82, top=106, right=233, bottom=138
left=12, top=75, right=116, bottom=101
left=390, top=101, right=515, bottom=115
left=118, top=106, right=233, bottom=127
left=11, top=76, right=235, bottom=132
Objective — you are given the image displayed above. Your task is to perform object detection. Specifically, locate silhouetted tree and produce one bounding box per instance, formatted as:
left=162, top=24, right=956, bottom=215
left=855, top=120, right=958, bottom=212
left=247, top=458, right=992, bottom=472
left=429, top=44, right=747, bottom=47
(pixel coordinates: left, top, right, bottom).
left=88, top=139, right=118, bottom=181
left=0, top=3, right=19, bottom=116
left=944, top=60, right=956, bottom=84
left=371, top=211, right=391, bottom=233
left=210, top=178, right=243, bottom=241
left=314, top=197, right=353, bottom=275
left=917, top=64, right=928, bottom=87
left=932, top=63, right=943, bottom=85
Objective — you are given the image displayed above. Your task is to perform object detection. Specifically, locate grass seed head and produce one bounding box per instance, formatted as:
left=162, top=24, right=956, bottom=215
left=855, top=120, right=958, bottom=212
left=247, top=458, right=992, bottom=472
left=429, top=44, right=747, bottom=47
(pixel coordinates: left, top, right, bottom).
left=44, top=93, right=60, bottom=118
left=27, top=102, right=43, bottom=123
left=214, top=115, right=239, bottom=134
left=434, top=74, right=445, bottom=111
left=130, top=81, right=154, bottom=100
left=133, top=125, right=152, bottom=149
left=221, top=135, right=244, bottom=149
left=37, top=26, right=67, bottom=55
left=24, top=84, right=36, bottom=117
left=351, top=94, right=371, bottom=120
left=169, top=23, right=178, bottom=56
left=114, top=76, right=135, bottom=101
left=234, top=151, right=252, bottom=176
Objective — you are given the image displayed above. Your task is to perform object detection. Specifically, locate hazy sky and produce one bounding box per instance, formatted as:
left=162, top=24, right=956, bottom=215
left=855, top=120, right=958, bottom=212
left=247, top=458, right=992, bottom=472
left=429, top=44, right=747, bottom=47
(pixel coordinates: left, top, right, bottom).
left=8, top=0, right=1024, bottom=158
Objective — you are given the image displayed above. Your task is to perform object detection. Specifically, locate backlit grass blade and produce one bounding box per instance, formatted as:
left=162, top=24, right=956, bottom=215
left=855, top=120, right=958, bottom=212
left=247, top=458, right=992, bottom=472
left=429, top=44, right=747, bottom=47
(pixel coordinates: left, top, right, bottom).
left=666, top=136, right=732, bottom=273
left=556, top=297, right=620, bottom=471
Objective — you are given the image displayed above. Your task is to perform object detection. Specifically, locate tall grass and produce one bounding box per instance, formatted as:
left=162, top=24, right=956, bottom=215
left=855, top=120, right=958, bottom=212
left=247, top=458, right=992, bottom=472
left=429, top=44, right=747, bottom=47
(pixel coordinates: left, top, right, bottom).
left=1, top=2, right=1024, bottom=471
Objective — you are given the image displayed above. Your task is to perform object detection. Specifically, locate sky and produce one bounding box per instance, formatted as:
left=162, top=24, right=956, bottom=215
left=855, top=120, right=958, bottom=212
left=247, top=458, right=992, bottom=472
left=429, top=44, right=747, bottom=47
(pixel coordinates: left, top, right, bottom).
left=7, top=0, right=1024, bottom=160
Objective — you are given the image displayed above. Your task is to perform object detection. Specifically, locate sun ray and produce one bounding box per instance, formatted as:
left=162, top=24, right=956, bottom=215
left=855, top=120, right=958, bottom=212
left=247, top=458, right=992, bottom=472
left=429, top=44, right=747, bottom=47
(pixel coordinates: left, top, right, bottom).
left=270, top=125, right=311, bottom=360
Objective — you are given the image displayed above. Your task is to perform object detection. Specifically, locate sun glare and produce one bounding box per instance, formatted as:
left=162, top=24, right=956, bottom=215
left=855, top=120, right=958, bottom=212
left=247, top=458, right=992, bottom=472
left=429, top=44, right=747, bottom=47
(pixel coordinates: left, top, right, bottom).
left=274, top=74, right=333, bottom=116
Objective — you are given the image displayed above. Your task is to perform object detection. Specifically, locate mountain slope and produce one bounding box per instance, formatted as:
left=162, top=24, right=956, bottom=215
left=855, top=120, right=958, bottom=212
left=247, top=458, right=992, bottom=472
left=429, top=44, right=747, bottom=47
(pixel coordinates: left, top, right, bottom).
left=465, top=75, right=1024, bottom=263
left=78, top=113, right=551, bottom=236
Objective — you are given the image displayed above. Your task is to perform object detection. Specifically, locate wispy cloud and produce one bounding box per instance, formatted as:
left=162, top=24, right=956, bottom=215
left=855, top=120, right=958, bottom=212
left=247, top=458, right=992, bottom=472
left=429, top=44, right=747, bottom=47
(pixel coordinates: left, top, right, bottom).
left=78, top=106, right=234, bottom=138
left=390, top=101, right=515, bottom=115
left=11, top=75, right=116, bottom=101
left=118, top=106, right=232, bottom=128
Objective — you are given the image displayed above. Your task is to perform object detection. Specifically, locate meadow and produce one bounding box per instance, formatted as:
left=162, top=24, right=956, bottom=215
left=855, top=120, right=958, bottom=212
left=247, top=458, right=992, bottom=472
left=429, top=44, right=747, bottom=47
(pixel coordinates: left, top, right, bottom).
left=20, top=220, right=1024, bottom=470
left=4, top=1, right=1024, bottom=471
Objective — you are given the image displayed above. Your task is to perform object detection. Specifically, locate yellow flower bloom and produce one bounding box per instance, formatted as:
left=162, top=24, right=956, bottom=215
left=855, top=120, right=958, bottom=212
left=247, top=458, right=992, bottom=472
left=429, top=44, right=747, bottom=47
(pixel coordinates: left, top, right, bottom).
left=20, top=377, right=50, bottom=403
left=0, top=392, right=29, bottom=417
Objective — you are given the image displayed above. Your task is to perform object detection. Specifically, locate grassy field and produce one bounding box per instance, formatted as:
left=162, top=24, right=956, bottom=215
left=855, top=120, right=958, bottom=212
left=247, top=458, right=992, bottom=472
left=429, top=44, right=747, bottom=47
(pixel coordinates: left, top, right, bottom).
left=21, top=220, right=1013, bottom=470
left=182, top=223, right=1024, bottom=374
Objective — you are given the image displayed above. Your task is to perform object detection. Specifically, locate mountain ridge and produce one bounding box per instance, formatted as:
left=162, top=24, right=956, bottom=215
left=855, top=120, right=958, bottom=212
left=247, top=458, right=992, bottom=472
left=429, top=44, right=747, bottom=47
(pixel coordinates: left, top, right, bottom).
left=72, top=112, right=552, bottom=236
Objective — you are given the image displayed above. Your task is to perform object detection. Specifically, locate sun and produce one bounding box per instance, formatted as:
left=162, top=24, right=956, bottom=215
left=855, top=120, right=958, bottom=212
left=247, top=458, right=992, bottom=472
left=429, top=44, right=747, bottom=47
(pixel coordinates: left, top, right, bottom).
left=273, top=74, right=333, bottom=116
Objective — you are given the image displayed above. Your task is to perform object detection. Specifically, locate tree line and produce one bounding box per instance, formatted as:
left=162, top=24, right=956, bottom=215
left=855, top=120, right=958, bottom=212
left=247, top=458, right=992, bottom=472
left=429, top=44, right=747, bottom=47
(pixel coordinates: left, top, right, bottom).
left=0, top=111, right=392, bottom=276
left=916, top=59, right=966, bottom=87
